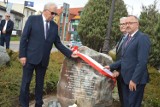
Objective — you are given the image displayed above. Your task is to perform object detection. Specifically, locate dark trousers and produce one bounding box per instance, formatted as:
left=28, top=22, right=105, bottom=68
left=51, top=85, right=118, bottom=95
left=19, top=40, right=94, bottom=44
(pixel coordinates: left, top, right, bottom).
left=0, top=34, right=1, bottom=44
left=121, top=80, right=145, bottom=107
left=19, top=62, right=47, bottom=107
left=0, top=34, right=11, bottom=49
left=117, top=74, right=123, bottom=107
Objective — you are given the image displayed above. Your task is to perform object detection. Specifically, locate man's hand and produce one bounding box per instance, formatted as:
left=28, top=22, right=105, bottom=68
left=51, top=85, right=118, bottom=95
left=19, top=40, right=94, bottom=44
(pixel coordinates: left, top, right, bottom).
left=112, top=71, right=119, bottom=77
left=71, top=50, right=79, bottom=58
left=20, top=57, right=27, bottom=66
left=129, top=80, right=136, bottom=91
left=104, top=66, right=110, bottom=70
left=2, top=30, right=6, bottom=34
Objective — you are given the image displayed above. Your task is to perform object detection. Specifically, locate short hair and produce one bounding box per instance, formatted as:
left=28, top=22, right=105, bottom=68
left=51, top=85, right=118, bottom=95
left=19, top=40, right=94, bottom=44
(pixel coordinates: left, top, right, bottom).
left=5, top=12, right=10, bottom=16
left=128, top=15, right=139, bottom=21
left=120, top=17, right=127, bottom=21
left=43, top=2, right=57, bottom=11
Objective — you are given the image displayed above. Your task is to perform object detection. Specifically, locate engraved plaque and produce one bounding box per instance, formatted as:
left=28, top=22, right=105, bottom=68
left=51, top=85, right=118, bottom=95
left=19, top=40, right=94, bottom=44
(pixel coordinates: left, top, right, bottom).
left=57, top=46, right=114, bottom=107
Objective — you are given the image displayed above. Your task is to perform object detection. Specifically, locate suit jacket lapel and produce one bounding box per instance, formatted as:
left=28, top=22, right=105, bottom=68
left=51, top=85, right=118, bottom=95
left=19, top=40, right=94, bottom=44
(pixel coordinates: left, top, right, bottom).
left=39, top=15, right=45, bottom=40
left=116, top=36, right=123, bottom=53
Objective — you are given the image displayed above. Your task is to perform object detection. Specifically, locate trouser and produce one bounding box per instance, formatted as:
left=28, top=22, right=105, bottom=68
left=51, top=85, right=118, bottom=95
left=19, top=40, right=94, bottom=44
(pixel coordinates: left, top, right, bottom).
left=19, top=62, right=47, bottom=107
left=0, top=34, right=11, bottom=49
left=122, top=80, right=146, bottom=107
left=117, top=74, right=124, bottom=107
left=0, top=34, right=1, bottom=44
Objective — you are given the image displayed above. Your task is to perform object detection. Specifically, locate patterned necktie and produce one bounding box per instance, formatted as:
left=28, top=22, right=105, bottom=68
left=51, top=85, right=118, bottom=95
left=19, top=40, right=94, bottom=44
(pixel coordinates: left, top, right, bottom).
left=125, top=35, right=131, bottom=47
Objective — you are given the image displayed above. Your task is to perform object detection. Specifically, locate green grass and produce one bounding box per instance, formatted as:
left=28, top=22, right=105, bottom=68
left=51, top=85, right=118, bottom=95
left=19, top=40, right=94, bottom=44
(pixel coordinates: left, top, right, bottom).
left=11, top=36, right=20, bottom=41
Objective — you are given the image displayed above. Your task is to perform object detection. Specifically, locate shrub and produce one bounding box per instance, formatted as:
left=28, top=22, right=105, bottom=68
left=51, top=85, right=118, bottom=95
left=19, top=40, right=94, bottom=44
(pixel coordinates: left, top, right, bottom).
left=143, top=66, right=160, bottom=107
left=0, top=50, right=64, bottom=106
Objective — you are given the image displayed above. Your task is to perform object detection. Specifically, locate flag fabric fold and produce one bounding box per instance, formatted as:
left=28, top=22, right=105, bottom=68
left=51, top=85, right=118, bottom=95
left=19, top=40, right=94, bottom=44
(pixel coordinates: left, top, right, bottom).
left=72, top=46, right=116, bottom=84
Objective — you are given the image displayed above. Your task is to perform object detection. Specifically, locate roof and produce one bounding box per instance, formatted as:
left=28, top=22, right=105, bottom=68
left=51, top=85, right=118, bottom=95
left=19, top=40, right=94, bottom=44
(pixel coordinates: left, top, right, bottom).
left=72, top=15, right=80, bottom=20
left=57, top=7, right=83, bottom=16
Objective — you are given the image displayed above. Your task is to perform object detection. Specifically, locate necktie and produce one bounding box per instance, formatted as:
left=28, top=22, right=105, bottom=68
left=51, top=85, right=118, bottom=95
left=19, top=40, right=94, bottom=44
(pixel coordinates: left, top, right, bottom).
left=125, top=35, right=131, bottom=47
left=45, top=21, right=49, bottom=39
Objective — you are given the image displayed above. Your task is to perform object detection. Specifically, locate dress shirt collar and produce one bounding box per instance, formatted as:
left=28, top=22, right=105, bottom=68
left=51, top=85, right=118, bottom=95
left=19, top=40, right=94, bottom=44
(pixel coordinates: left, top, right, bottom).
left=42, top=14, right=47, bottom=22
left=42, top=14, right=50, bottom=27
left=130, top=29, right=138, bottom=37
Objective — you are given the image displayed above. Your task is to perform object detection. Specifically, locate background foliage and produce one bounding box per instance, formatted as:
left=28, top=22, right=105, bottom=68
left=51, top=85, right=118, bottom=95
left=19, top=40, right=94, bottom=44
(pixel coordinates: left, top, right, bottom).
left=0, top=50, right=64, bottom=107
left=78, top=0, right=128, bottom=51
left=78, top=0, right=160, bottom=68
left=139, top=1, right=160, bottom=68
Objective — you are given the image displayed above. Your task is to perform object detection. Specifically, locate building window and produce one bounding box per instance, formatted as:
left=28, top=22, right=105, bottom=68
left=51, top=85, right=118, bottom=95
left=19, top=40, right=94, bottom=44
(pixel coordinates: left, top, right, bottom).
left=27, top=10, right=29, bottom=16
left=14, top=19, right=21, bottom=30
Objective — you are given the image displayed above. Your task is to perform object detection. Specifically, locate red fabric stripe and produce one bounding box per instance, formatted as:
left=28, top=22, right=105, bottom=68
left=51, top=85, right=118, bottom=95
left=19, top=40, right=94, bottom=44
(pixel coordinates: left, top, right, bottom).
left=77, top=53, right=116, bottom=84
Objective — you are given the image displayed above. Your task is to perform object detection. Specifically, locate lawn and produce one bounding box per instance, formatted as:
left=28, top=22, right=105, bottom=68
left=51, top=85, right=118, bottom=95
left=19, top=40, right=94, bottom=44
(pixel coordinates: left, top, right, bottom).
left=11, top=36, right=20, bottom=41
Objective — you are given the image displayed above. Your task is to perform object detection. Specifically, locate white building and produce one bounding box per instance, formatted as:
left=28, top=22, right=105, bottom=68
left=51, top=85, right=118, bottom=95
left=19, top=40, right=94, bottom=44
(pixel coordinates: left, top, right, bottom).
left=0, top=1, right=36, bottom=36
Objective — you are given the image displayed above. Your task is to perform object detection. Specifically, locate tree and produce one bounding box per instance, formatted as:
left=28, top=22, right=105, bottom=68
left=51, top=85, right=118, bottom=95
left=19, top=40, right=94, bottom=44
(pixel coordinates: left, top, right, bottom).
left=139, top=0, right=160, bottom=68
left=78, top=0, right=127, bottom=51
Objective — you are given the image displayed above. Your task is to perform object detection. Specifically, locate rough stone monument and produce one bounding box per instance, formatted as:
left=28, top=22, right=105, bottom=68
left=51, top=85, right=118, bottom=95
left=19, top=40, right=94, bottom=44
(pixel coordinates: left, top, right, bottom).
left=0, top=46, right=10, bottom=66
left=57, top=46, right=115, bottom=107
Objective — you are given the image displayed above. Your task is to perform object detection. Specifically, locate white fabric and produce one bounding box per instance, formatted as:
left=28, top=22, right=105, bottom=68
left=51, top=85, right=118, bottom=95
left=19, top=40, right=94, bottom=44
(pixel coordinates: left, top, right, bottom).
left=42, top=14, right=50, bottom=39
left=3, top=20, right=8, bottom=32
left=130, top=29, right=138, bottom=37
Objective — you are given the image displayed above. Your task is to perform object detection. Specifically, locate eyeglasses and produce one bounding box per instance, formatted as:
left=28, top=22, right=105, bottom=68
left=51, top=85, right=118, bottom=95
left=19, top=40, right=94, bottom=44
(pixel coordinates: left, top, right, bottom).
left=6, top=16, right=10, bottom=17
left=46, top=9, right=57, bottom=16
left=119, top=23, right=126, bottom=26
left=126, top=22, right=137, bottom=25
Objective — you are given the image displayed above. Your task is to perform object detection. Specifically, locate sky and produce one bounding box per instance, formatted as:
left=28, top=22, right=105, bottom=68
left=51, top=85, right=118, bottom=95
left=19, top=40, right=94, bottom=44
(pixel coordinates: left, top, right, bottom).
left=0, top=0, right=160, bottom=16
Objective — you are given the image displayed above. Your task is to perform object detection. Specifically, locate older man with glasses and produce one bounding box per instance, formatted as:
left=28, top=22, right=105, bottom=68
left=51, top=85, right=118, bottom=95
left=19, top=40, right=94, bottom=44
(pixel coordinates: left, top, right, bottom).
left=0, top=13, right=14, bottom=49
left=19, top=2, right=78, bottom=107
left=114, top=17, right=128, bottom=107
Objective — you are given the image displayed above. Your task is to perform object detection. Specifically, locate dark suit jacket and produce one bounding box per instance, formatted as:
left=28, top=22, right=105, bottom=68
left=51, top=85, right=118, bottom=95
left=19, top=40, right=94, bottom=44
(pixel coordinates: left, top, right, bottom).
left=19, top=15, right=72, bottom=67
left=110, top=30, right=150, bottom=85
left=0, top=19, right=14, bottom=35
left=116, top=36, right=124, bottom=61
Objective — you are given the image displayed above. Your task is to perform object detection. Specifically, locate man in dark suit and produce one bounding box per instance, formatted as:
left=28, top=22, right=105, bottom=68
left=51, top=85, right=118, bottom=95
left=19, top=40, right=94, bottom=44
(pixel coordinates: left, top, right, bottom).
left=115, top=17, right=127, bottom=107
left=106, top=15, right=150, bottom=107
left=0, top=13, right=14, bottom=49
left=19, top=2, right=78, bottom=107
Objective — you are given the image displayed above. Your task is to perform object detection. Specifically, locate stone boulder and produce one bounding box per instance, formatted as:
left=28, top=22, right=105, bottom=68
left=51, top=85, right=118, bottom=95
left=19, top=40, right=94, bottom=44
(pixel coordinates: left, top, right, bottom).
left=0, top=46, right=10, bottom=66
left=57, top=46, right=114, bottom=107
